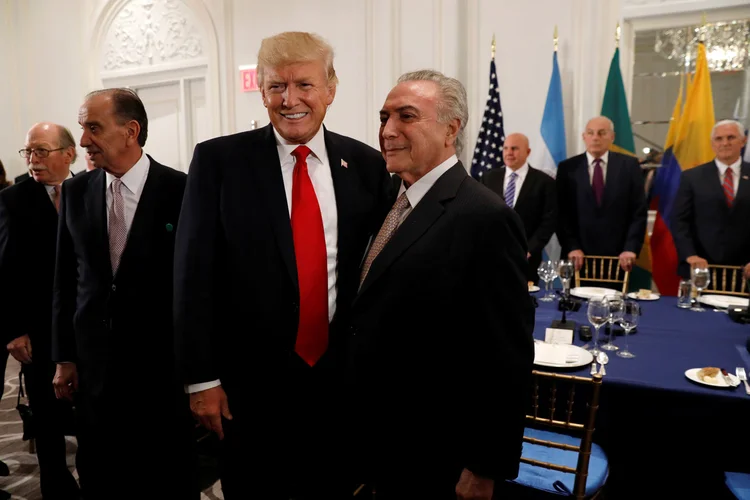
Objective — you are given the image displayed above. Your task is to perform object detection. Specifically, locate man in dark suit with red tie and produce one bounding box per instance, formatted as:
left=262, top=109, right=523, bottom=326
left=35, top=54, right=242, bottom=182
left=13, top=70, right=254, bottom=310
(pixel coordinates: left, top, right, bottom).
left=173, top=31, right=391, bottom=499
left=556, top=116, right=647, bottom=272
left=51, top=89, right=196, bottom=499
left=481, top=133, right=557, bottom=283
left=0, top=122, right=80, bottom=500
left=672, top=120, right=750, bottom=279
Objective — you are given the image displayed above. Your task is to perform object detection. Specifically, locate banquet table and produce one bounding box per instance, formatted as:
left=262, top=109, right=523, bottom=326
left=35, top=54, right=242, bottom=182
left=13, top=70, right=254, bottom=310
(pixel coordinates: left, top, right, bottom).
left=530, top=293, right=750, bottom=499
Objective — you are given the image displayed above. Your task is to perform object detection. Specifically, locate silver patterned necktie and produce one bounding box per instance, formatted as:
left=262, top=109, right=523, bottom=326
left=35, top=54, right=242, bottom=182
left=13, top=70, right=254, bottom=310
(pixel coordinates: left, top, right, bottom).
left=359, top=192, right=411, bottom=288
left=109, top=178, right=127, bottom=274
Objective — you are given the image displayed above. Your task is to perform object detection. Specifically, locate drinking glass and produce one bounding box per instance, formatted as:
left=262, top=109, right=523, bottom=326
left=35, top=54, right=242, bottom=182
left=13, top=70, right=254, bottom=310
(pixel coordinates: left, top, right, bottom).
left=600, top=295, right=623, bottom=351
left=558, top=260, right=575, bottom=298
left=617, top=300, right=639, bottom=358
left=586, top=296, right=609, bottom=356
left=690, top=267, right=711, bottom=312
left=537, top=261, right=557, bottom=302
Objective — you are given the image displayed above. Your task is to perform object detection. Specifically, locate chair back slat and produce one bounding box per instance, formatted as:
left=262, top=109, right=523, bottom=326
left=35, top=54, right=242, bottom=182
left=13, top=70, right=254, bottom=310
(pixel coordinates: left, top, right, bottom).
left=576, top=255, right=630, bottom=293
left=705, top=264, right=747, bottom=297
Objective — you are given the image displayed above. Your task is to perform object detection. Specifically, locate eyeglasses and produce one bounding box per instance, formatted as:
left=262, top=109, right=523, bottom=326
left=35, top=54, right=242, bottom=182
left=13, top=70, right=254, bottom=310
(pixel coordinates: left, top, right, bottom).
left=18, top=148, right=64, bottom=159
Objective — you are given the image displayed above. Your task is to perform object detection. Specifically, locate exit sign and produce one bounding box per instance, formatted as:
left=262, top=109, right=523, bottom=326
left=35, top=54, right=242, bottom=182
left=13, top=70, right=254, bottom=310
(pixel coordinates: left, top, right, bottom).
left=239, top=65, right=259, bottom=92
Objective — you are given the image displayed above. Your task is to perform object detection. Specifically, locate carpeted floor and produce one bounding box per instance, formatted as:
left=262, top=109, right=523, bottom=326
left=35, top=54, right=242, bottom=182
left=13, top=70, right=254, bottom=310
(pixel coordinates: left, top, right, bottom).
left=0, top=356, right=224, bottom=499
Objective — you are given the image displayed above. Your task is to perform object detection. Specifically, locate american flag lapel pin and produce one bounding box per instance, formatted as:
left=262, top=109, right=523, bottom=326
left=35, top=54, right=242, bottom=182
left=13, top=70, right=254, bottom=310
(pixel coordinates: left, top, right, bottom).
left=341, top=159, right=348, bottom=169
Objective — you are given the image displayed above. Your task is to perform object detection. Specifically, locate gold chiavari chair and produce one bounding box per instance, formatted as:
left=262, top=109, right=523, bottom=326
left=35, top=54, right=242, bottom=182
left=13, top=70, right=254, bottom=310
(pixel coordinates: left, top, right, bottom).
left=575, top=255, right=630, bottom=294
left=705, top=264, right=748, bottom=297
left=504, top=370, right=608, bottom=499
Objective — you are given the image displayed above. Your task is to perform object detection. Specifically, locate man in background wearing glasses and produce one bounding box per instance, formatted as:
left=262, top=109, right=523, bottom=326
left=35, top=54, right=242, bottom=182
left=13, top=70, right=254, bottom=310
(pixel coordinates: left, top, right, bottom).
left=0, top=122, right=80, bottom=500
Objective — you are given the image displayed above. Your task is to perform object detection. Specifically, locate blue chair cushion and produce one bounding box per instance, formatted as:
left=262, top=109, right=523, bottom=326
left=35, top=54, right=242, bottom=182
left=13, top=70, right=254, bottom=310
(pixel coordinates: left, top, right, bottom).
left=508, top=427, right=609, bottom=497
left=726, top=472, right=750, bottom=499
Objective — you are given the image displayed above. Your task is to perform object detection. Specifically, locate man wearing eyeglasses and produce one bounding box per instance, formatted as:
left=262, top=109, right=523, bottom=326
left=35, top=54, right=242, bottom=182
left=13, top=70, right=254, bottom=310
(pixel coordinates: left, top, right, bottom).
left=0, top=122, right=80, bottom=500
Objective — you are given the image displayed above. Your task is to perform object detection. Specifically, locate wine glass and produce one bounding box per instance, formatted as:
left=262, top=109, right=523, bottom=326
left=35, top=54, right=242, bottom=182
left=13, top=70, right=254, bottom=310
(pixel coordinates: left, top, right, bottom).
left=586, top=296, right=609, bottom=356
left=617, top=300, right=639, bottom=358
left=600, top=295, right=623, bottom=351
left=558, top=260, right=575, bottom=298
left=537, top=261, right=556, bottom=302
left=690, top=267, right=711, bottom=312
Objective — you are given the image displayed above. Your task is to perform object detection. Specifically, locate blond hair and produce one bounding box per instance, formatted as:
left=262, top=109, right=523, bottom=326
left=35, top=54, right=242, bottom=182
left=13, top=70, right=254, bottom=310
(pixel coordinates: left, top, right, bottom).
left=257, top=32, right=338, bottom=88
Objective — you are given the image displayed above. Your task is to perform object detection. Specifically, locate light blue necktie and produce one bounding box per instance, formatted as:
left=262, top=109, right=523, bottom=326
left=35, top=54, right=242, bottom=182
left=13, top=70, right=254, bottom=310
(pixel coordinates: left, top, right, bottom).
left=504, top=172, right=517, bottom=208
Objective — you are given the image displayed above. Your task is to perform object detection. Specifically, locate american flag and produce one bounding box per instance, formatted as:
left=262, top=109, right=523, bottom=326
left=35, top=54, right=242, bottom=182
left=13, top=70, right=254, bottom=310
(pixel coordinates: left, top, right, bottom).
left=470, top=59, right=506, bottom=179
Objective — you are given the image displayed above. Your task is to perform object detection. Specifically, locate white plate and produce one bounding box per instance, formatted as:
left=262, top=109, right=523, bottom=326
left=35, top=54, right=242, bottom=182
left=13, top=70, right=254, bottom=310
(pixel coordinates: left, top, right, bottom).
left=533, top=342, right=594, bottom=368
left=626, top=291, right=660, bottom=301
left=570, top=287, right=622, bottom=300
left=698, top=294, right=749, bottom=309
left=528, top=286, right=541, bottom=293
left=684, top=368, right=740, bottom=388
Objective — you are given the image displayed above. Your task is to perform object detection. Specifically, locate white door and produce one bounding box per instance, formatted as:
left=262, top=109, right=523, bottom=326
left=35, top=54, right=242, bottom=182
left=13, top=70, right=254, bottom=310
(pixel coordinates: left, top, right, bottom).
left=136, top=82, right=184, bottom=171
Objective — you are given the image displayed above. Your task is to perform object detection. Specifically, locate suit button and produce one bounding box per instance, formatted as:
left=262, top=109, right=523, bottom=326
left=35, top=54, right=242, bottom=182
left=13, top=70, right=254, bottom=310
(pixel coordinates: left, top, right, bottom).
left=111, top=284, right=116, bottom=292
left=349, top=326, right=357, bottom=336
left=292, top=302, right=299, bottom=313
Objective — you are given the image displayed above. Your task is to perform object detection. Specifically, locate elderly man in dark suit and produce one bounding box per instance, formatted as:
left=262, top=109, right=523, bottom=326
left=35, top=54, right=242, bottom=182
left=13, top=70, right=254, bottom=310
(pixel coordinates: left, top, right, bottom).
left=481, top=132, right=557, bottom=283
left=672, top=119, right=750, bottom=279
left=346, top=70, right=534, bottom=500
left=556, top=116, right=647, bottom=271
left=51, top=89, right=196, bottom=500
left=173, top=31, right=391, bottom=499
left=0, top=122, right=80, bottom=500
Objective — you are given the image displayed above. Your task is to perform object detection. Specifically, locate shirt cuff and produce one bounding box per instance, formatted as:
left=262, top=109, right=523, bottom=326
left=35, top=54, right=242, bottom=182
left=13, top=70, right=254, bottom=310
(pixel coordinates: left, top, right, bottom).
left=185, top=380, right=221, bottom=394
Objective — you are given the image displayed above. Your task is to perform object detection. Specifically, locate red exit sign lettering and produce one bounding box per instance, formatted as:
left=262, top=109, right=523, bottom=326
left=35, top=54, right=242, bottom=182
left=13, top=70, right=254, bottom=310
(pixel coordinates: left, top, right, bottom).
left=239, top=65, right=259, bottom=92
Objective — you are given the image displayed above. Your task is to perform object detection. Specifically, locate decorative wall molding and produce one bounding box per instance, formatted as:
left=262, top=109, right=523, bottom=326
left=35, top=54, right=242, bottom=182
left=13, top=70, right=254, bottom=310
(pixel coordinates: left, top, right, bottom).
left=101, top=0, right=204, bottom=72
left=623, top=0, right=750, bottom=20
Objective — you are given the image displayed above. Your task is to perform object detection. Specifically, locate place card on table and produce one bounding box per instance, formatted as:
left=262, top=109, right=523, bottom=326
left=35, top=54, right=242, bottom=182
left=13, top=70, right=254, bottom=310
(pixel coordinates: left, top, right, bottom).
left=544, top=327, right=574, bottom=345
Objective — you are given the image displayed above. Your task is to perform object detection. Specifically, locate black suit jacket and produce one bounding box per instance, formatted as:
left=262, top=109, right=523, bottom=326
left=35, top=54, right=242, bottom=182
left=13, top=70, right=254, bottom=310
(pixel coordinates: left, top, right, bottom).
left=173, top=124, right=391, bottom=410
left=556, top=151, right=647, bottom=257
left=346, top=163, right=534, bottom=482
left=52, top=158, right=186, bottom=398
left=0, top=177, right=63, bottom=358
left=481, top=165, right=557, bottom=282
left=672, top=160, right=750, bottom=278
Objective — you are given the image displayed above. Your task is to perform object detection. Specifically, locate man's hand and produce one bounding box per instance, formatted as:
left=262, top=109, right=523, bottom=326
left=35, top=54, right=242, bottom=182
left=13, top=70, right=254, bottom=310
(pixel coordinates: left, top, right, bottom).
left=53, top=363, right=78, bottom=401
left=744, top=262, right=750, bottom=280
left=190, top=386, right=233, bottom=440
left=686, top=255, right=708, bottom=270
left=7, top=335, right=32, bottom=364
left=568, top=250, right=584, bottom=271
left=618, top=251, right=637, bottom=272
left=456, top=468, right=494, bottom=500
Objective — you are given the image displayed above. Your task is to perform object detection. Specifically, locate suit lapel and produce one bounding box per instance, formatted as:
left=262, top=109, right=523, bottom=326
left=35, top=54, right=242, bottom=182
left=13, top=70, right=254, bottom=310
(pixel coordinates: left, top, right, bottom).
left=601, top=153, right=620, bottom=209
left=357, top=163, right=466, bottom=298
left=84, top=169, right=112, bottom=281
left=730, top=162, right=750, bottom=212
left=705, top=162, right=730, bottom=215
left=575, top=155, right=595, bottom=208
left=116, top=158, right=163, bottom=277
left=325, top=128, right=357, bottom=289
left=253, top=125, right=298, bottom=289
left=514, top=166, right=534, bottom=212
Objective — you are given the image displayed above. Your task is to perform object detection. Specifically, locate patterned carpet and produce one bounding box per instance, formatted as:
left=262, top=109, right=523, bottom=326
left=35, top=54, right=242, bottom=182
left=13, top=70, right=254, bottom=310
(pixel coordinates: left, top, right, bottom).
left=0, top=356, right=225, bottom=499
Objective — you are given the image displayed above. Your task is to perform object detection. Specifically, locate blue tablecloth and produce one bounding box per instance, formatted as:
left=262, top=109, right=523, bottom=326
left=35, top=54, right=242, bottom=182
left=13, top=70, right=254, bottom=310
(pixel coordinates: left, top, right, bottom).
left=531, top=293, right=750, bottom=498
left=533, top=294, right=750, bottom=402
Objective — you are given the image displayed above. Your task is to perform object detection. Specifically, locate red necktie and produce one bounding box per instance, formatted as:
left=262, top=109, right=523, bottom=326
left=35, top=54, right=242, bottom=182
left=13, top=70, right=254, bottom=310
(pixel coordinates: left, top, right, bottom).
left=290, top=145, right=328, bottom=366
left=723, top=168, right=734, bottom=207
left=592, top=158, right=604, bottom=207
left=52, top=184, right=61, bottom=213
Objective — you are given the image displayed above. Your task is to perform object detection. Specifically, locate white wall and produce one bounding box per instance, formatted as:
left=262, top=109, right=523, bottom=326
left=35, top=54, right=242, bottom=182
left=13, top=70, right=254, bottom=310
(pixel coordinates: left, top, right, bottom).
left=0, top=0, right=88, bottom=179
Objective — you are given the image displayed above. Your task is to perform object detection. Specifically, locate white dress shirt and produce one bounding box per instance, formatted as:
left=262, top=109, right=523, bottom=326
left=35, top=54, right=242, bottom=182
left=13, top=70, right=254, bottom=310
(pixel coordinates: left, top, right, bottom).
left=395, top=155, right=458, bottom=227
left=502, top=163, right=529, bottom=208
left=105, top=153, right=150, bottom=232
left=715, top=158, right=741, bottom=196
left=586, top=151, right=609, bottom=185
left=187, top=127, right=339, bottom=395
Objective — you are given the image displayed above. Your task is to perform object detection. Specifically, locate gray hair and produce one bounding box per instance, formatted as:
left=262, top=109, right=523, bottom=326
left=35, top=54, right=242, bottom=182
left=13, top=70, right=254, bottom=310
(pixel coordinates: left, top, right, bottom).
left=711, top=119, right=746, bottom=140
left=397, top=69, right=468, bottom=155
left=585, top=116, right=615, bottom=133
left=57, top=125, right=77, bottom=164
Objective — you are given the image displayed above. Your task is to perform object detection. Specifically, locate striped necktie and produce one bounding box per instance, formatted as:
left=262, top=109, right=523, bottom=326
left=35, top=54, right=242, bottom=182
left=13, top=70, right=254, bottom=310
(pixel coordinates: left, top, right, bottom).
left=504, top=172, right=517, bottom=208
left=723, top=167, right=734, bottom=207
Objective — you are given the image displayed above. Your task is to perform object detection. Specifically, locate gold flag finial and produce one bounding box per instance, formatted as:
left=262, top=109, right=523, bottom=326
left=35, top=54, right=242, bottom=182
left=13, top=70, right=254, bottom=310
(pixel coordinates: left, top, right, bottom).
left=699, top=12, right=707, bottom=42
left=554, top=25, right=559, bottom=52
left=615, top=22, right=621, bottom=48
left=491, top=34, right=496, bottom=60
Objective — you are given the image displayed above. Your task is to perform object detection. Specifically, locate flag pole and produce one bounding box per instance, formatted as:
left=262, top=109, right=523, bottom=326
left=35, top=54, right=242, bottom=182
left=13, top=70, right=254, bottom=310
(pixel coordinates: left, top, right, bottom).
left=491, top=34, right=496, bottom=60
left=615, top=22, right=621, bottom=48
left=699, top=12, right=707, bottom=43
left=553, top=25, right=558, bottom=52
